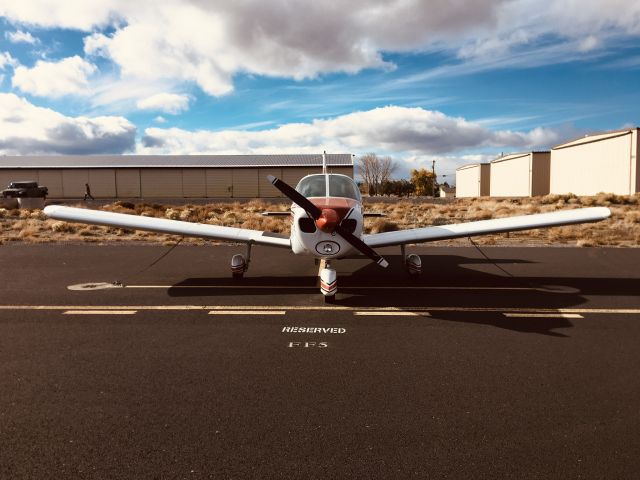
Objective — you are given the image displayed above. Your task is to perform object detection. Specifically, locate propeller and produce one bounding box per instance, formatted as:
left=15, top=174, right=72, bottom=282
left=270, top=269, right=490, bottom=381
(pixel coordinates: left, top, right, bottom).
left=268, top=175, right=388, bottom=268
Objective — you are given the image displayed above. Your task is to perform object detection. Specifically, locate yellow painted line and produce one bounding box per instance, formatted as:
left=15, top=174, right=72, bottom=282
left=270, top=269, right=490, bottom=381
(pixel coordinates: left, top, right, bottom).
left=354, top=311, right=431, bottom=317
left=208, top=310, right=286, bottom=315
left=503, top=313, right=583, bottom=319
left=1, top=306, right=639, bottom=314
left=63, top=310, right=137, bottom=315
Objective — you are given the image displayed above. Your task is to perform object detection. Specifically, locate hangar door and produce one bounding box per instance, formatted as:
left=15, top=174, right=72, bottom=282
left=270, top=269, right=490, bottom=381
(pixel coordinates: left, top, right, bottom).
left=89, top=169, right=117, bottom=198
left=141, top=169, right=182, bottom=198
left=232, top=169, right=259, bottom=198
left=205, top=169, right=233, bottom=197
left=38, top=170, right=64, bottom=197
left=116, top=169, right=140, bottom=197
left=183, top=169, right=206, bottom=198
left=258, top=168, right=283, bottom=197
left=62, top=169, right=89, bottom=198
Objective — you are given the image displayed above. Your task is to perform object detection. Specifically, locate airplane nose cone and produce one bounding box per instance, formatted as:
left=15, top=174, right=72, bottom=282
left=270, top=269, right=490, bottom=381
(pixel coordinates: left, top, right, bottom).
left=316, top=209, right=338, bottom=232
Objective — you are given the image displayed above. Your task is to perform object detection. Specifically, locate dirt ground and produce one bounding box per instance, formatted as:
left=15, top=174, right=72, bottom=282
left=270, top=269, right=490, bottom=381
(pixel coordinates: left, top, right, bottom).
left=0, top=193, right=638, bottom=247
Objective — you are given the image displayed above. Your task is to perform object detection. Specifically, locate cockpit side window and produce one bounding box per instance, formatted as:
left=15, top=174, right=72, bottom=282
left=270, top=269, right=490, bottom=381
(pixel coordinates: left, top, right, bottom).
left=296, top=175, right=326, bottom=197
left=328, top=175, right=361, bottom=201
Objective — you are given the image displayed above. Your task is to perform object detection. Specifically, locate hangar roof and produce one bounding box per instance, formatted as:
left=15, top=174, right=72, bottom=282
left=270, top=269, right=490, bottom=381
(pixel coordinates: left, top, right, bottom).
left=0, top=154, right=354, bottom=169
left=553, top=128, right=639, bottom=150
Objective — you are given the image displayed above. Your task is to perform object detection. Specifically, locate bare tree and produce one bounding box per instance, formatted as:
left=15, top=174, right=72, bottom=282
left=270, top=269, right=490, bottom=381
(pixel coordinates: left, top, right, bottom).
left=357, top=153, right=397, bottom=195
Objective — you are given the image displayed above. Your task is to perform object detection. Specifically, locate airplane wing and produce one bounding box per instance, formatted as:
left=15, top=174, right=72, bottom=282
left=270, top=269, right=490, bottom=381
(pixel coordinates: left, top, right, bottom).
left=43, top=205, right=291, bottom=248
left=363, top=206, right=611, bottom=248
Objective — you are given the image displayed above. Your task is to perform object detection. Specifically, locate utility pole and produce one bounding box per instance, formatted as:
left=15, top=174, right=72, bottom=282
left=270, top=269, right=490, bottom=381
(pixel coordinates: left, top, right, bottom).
left=432, top=159, right=437, bottom=196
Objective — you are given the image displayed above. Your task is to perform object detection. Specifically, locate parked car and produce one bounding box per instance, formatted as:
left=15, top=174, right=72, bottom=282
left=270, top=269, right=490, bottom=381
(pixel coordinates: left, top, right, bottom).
left=2, top=181, right=48, bottom=198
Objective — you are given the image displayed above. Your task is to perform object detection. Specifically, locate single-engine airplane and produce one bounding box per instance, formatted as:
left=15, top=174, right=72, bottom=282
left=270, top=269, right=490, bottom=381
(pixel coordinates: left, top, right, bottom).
left=44, top=154, right=611, bottom=302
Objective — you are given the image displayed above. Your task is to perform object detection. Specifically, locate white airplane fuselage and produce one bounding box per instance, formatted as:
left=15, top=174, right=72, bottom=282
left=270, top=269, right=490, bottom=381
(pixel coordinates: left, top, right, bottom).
left=290, top=197, right=363, bottom=259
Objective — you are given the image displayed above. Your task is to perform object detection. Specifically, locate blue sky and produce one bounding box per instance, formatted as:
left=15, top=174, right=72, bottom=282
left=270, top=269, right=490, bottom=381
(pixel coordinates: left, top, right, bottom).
left=0, top=1, right=638, bottom=177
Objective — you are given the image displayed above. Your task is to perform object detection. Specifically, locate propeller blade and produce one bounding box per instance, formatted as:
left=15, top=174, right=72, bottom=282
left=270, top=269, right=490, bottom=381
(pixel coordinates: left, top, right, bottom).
left=335, top=224, right=389, bottom=268
left=267, top=175, right=322, bottom=219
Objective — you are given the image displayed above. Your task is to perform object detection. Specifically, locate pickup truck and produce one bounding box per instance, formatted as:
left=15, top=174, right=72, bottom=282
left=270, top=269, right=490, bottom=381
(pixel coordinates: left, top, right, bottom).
left=2, top=181, right=48, bottom=198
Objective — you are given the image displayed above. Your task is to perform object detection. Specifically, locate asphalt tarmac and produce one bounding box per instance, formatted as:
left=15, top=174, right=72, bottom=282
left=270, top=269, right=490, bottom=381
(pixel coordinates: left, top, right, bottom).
left=1, top=244, right=639, bottom=479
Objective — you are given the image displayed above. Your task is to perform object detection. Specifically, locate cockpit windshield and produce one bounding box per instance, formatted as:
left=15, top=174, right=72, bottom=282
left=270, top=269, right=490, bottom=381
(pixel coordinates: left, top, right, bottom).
left=329, top=175, right=361, bottom=200
left=296, top=174, right=361, bottom=201
left=296, top=175, right=326, bottom=197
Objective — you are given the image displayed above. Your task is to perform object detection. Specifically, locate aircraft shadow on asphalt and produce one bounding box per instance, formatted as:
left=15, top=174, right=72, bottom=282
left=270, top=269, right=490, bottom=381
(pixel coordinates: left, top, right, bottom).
left=167, top=254, right=640, bottom=337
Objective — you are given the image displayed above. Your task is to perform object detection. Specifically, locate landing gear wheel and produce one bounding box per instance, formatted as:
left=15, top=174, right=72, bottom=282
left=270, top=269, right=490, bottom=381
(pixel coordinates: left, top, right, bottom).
left=232, top=272, right=244, bottom=280
left=324, top=294, right=336, bottom=304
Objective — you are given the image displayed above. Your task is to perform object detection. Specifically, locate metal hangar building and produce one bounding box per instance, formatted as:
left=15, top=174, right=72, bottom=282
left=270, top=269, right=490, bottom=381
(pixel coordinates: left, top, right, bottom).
left=0, top=154, right=354, bottom=199
left=550, top=128, right=639, bottom=196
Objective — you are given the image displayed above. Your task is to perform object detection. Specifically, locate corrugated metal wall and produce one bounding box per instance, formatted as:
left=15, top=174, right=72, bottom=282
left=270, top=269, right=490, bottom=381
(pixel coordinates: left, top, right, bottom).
left=258, top=168, right=283, bottom=197
left=232, top=169, right=259, bottom=197
left=38, top=170, right=63, bottom=197
left=141, top=169, right=182, bottom=197
left=182, top=169, right=206, bottom=197
left=490, top=155, right=531, bottom=197
left=89, top=169, right=116, bottom=198
left=1, top=165, right=355, bottom=199
left=62, top=169, right=89, bottom=197
left=116, top=169, right=141, bottom=197
left=551, top=131, right=637, bottom=195
left=0, top=169, right=39, bottom=188
left=206, top=169, right=233, bottom=197
left=456, top=166, right=481, bottom=197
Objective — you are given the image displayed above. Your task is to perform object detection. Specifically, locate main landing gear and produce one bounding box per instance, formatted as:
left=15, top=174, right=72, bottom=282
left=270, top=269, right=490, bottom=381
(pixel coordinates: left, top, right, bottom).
left=231, top=243, right=252, bottom=279
left=319, top=259, right=337, bottom=304
left=401, top=245, right=422, bottom=276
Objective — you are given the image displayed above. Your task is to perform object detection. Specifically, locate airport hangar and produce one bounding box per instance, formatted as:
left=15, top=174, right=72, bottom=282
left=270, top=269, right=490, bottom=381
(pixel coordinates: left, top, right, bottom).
left=455, top=127, right=639, bottom=198
left=0, top=154, right=354, bottom=199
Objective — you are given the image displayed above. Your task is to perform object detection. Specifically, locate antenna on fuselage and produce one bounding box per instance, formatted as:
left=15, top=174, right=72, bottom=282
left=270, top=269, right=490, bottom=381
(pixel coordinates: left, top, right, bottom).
left=322, top=151, right=327, bottom=175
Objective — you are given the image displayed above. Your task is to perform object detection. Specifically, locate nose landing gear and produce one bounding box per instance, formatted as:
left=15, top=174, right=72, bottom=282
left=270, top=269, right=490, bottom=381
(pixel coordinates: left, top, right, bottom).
left=319, top=259, right=337, bottom=303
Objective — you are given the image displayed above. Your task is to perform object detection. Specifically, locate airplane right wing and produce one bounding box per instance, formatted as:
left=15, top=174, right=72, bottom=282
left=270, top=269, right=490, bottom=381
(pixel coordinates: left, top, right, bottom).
left=44, top=205, right=291, bottom=248
left=362, top=206, right=611, bottom=248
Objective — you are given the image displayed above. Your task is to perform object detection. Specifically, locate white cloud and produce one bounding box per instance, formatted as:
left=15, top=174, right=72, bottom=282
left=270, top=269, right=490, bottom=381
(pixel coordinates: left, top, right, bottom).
left=5, top=29, right=39, bottom=44
left=0, top=93, right=136, bottom=154
left=136, top=93, right=191, bottom=114
left=154, top=116, right=167, bottom=123
left=3, top=0, right=638, bottom=96
left=0, top=51, right=19, bottom=70
left=12, top=56, right=97, bottom=97
left=139, top=106, right=561, bottom=158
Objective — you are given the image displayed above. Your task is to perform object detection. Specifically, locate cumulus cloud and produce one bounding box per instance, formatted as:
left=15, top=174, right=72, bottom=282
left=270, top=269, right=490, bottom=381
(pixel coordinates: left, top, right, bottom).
left=138, top=106, right=561, bottom=156
left=0, top=51, right=18, bottom=70
left=5, top=29, right=39, bottom=44
left=12, top=56, right=97, bottom=97
left=136, top=93, right=191, bottom=114
left=3, top=0, right=639, bottom=96
left=0, top=93, right=136, bottom=154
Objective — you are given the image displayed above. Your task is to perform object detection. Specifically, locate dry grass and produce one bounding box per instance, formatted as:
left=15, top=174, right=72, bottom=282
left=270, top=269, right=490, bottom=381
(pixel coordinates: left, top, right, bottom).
left=0, top=193, right=638, bottom=246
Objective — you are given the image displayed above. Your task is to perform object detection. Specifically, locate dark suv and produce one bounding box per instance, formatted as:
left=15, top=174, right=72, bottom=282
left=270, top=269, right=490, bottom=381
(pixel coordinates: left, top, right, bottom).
left=2, top=181, right=48, bottom=198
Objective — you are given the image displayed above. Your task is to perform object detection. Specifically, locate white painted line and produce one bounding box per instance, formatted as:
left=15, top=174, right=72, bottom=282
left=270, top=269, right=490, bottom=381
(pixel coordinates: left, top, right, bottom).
left=2, top=306, right=640, bottom=315
left=63, top=310, right=137, bottom=315
left=354, top=311, right=431, bottom=317
left=124, top=284, right=543, bottom=292
left=503, top=313, right=584, bottom=319
left=208, top=310, right=286, bottom=315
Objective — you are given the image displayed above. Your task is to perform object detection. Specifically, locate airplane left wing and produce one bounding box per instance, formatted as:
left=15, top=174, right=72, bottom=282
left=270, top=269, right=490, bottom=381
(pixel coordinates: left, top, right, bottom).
left=44, top=205, right=291, bottom=248
left=363, top=206, right=611, bottom=248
